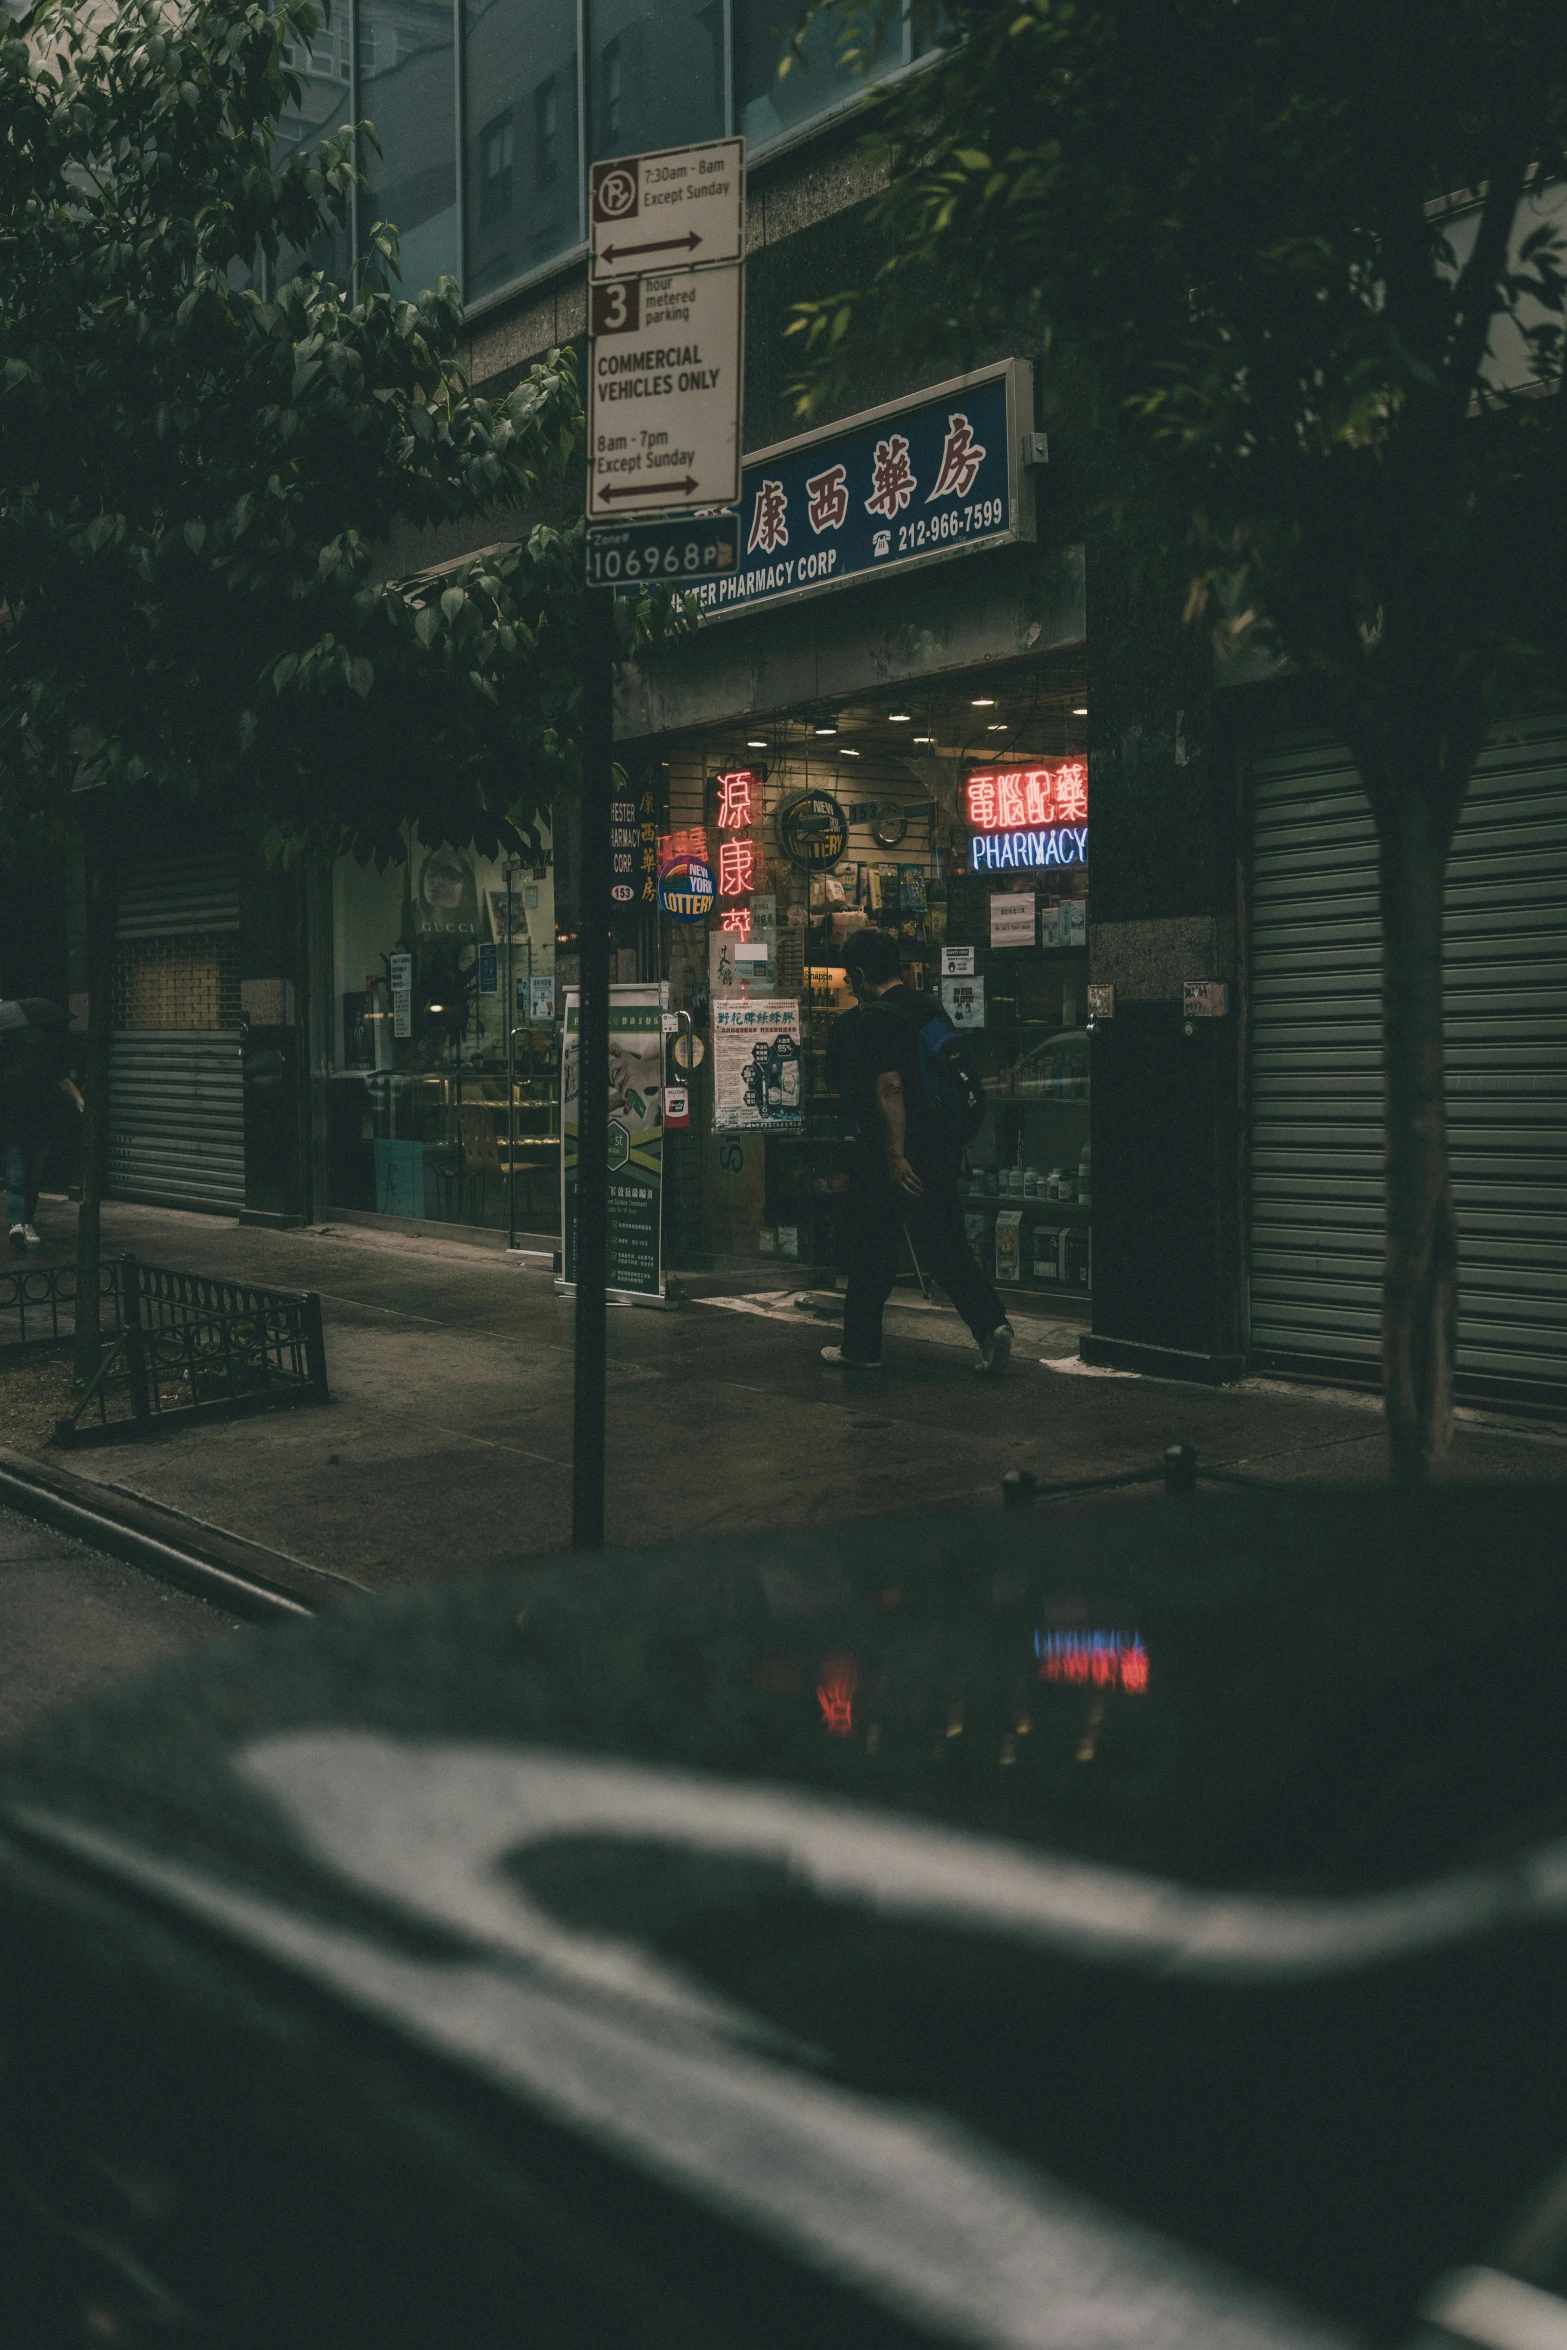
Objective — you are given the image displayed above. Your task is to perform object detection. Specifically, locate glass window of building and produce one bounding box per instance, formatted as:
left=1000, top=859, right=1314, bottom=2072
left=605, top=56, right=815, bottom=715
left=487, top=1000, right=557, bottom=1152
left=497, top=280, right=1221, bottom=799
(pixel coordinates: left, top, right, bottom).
left=733, top=0, right=903, bottom=151
left=328, top=827, right=563, bottom=1239
left=587, top=0, right=725, bottom=168
left=358, top=0, right=459, bottom=294
left=273, top=15, right=355, bottom=288
left=463, top=0, right=580, bottom=301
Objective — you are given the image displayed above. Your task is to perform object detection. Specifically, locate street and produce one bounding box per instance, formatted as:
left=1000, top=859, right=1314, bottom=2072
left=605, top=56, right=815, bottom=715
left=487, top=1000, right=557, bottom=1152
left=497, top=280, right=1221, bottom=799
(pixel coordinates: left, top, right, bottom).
left=0, top=1497, right=244, bottom=1742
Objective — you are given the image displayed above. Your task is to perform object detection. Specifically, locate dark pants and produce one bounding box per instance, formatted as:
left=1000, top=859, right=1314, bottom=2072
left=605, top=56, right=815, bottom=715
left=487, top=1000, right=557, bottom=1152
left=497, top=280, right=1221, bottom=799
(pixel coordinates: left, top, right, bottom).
left=842, top=1165, right=1007, bottom=1363
left=4, top=1136, right=49, bottom=1229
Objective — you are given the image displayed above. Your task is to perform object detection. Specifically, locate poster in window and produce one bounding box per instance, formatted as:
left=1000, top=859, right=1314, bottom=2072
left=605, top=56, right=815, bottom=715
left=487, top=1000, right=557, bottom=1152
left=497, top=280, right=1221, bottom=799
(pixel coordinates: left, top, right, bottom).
left=712, top=999, right=803, bottom=1134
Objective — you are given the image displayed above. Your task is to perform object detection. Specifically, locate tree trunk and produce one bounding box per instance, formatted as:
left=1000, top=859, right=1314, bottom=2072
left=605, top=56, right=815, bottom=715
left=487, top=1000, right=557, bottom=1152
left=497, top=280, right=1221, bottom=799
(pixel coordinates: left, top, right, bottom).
left=1376, top=792, right=1458, bottom=1484
left=73, top=827, right=119, bottom=1389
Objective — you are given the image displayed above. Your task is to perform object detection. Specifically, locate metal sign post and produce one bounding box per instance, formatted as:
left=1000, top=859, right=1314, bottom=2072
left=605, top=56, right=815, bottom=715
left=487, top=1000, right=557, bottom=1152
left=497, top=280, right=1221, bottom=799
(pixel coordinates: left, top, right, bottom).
left=572, top=135, right=744, bottom=1554
left=572, top=583, right=615, bottom=1553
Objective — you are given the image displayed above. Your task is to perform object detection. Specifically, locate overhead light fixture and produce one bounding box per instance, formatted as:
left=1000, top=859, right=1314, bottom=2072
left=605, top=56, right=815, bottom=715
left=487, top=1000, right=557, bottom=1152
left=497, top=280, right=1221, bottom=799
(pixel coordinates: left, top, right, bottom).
left=814, top=725, right=837, bottom=736
left=913, top=735, right=935, bottom=744
left=747, top=738, right=767, bottom=749
left=427, top=1003, right=446, bottom=1013
left=971, top=697, right=996, bottom=708
left=839, top=746, right=861, bottom=757
left=888, top=712, right=912, bottom=723
left=987, top=723, right=1008, bottom=732
left=1072, top=705, right=1088, bottom=716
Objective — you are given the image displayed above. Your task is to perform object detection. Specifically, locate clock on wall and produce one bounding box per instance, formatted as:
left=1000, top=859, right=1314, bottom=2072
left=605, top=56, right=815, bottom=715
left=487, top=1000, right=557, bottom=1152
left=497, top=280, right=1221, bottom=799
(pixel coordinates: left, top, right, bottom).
left=870, top=800, right=908, bottom=849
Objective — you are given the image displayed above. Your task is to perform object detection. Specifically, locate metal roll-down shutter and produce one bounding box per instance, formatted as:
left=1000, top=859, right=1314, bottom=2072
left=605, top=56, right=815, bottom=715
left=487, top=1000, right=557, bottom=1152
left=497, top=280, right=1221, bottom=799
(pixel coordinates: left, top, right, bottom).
left=1249, top=719, right=1567, bottom=1405
left=110, top=857, right=246, bottom=1216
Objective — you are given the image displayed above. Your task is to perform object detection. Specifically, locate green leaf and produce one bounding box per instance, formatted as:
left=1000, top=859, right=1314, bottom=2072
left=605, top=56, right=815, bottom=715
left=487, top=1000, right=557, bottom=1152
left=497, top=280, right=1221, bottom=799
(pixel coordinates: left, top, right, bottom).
left=347, top=655, right=374, bottom=698
left=183, top=518, right=206, bottom=554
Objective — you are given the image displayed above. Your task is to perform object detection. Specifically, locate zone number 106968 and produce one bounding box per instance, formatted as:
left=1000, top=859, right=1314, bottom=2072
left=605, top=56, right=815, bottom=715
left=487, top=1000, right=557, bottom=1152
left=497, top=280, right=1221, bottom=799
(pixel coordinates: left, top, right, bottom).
left=585, top=536, right=734, bottom=584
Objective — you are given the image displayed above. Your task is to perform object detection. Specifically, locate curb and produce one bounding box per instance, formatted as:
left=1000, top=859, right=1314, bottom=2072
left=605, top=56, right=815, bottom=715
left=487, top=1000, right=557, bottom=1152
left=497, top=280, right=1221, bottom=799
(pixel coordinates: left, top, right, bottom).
left=0, top=1445, right=366, bottom=1624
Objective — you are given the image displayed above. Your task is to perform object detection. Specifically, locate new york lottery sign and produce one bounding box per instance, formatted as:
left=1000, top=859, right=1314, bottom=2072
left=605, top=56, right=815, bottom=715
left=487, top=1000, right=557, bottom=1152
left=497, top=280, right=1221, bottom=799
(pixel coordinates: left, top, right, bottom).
left=687, top=360, right=1033, bottom=624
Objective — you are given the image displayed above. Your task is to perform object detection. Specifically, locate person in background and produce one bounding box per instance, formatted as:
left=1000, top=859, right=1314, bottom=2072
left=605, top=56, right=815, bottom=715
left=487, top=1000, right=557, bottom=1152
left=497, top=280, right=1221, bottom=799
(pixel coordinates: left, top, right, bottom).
left=0, top=999, right=83, bottom=1255
left=823, top=929, right=1012, bottom=1375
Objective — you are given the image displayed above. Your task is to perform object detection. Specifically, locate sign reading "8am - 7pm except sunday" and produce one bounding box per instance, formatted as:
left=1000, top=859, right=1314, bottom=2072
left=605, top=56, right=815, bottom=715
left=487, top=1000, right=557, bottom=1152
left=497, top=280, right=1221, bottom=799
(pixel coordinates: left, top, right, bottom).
left=586, top=139, right=744, bottom=522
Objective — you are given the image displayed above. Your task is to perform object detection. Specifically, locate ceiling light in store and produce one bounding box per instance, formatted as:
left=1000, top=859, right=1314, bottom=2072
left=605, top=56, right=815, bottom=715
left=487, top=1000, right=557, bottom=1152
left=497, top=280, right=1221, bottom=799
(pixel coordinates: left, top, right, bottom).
left=889, top=712, right=912, bottom=723
left=971, top=697, right=996, bottom=707
left=1072, top=705, right=1088, bottom=715
left=839, top=746, right=861, bottom=756
left=748, top=738, right=767, bottom=749
left=427, top=1003, right=446, bottom=1013
left=815, top=725, right=837, bottom=736
left=987, top=723, right=1008, bottom=731
left=913, top=735, right=935, bottom=744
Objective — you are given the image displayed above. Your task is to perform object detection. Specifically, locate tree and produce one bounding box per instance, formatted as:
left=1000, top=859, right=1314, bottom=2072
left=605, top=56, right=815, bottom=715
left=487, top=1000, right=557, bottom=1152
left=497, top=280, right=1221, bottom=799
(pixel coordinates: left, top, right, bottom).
left=0, top=0, right=675, bottom=1378
left=792, top=0, right=1567, bottom=1479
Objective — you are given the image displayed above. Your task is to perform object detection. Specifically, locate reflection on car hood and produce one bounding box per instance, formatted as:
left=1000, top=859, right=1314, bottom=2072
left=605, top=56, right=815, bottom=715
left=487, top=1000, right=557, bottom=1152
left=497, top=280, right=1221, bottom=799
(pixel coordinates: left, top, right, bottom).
left=2, top=1487, right=1566, bottom=2349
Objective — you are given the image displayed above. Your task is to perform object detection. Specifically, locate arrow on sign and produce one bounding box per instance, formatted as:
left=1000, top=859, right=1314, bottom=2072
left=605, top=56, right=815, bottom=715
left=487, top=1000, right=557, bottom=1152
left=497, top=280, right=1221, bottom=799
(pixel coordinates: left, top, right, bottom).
left=596, top=478, right=700, bottom=500
left=601, top=232, right=702, bottom=263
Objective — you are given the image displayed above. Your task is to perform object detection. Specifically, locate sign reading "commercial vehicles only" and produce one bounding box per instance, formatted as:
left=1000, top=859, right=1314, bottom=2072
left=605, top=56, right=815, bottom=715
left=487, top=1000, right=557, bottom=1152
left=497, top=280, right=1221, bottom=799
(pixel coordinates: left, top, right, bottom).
left=586, top=139, right=744, bottom=521
left=587, top=266, right=741, bottom=516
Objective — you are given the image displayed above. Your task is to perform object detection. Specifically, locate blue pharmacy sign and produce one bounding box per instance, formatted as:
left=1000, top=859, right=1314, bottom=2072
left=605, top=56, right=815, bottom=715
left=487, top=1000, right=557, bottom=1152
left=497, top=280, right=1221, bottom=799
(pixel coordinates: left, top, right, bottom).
left=689, top=359, right=1033, bottom=624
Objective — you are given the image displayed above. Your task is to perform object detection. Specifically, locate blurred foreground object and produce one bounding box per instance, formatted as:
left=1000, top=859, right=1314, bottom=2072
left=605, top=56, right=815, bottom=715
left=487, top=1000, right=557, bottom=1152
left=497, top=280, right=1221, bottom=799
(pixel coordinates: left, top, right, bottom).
left=4, top=1487, right=1567, bottom=2347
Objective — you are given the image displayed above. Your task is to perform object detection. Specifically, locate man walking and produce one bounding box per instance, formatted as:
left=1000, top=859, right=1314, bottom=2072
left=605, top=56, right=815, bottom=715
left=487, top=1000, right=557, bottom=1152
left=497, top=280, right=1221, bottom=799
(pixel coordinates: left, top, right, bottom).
left=822, top=929, right=1012, bottom=1374
left=0, top=999, right=83, bottom=1255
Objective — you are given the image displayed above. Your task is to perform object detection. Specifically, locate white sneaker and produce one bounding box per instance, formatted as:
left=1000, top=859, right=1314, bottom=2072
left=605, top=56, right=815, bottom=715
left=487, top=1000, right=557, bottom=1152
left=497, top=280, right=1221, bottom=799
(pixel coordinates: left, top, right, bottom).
left=820, top=1345, right=882, bottom=1369
left=975, top=1322, right=1014, bottom=1377
left=22, top=1224, right=42, bottom=1246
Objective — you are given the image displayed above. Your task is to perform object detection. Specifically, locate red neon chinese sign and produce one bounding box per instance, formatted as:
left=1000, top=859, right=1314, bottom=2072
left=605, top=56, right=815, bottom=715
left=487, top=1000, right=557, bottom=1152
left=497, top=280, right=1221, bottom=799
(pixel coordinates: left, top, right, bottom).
left=1035, top=1631, right=1149, bottom=1693
left=713, top=768, right=762, bottom=904
left=966, top=762, right=1088, bottom=831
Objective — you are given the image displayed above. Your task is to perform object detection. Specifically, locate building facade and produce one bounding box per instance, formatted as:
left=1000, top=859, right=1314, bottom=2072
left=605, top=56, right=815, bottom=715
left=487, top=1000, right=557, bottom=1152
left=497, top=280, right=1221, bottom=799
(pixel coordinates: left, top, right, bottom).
left=67, top=2, right=1564, bottom=1409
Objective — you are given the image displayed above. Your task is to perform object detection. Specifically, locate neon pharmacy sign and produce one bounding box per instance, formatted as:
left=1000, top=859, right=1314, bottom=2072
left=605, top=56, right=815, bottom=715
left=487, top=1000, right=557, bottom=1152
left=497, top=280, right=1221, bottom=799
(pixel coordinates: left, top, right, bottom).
left=967, top=761, right=1088, bottom=872
left=1035, top=1630, right=1149, bottom=1693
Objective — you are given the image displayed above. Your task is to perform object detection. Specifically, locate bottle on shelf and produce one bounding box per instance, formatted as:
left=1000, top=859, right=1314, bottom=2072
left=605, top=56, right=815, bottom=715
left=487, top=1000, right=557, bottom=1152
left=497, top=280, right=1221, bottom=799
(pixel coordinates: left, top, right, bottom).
left=1077, top=1137, right=1092, bottom=1208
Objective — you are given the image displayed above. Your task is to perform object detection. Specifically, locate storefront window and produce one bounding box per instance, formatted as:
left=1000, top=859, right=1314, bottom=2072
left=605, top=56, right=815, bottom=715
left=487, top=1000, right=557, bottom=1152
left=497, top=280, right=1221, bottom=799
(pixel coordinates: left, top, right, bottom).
left=464, top=0, right=581, bottom=301
left=733, top=0, right=904, bottom=151
left=655, top=658, right=1091, bottom=1300
left=327, top=826, right=561, bottom=1236
left=587, top=0, right=726, bottom=167
left=358, top=0, right=458, bottom=293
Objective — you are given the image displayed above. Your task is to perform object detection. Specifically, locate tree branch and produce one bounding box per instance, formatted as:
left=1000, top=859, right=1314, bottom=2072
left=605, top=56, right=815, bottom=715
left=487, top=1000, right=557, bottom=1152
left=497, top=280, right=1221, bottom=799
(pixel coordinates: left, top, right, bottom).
left=1444, top=134, right=1534, bottom=409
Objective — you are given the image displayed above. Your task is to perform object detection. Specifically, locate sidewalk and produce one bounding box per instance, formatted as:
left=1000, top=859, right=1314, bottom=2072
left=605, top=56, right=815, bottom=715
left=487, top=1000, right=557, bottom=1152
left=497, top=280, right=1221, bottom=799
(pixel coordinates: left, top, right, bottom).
left=3, top=1198, right=1563, bottom=1596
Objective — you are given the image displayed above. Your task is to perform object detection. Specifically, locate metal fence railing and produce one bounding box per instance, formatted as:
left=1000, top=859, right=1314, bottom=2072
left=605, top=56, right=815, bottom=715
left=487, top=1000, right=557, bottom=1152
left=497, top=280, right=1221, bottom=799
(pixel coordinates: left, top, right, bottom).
left=54, top=1254, right=329, bottom=1448
left=0, top=1259, right=123, bottom=1357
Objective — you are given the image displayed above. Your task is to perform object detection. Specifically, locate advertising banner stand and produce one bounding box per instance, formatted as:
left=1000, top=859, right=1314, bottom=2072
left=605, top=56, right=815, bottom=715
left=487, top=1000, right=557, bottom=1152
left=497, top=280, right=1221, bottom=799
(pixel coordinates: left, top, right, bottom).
left=558, top=985, right=674, bottom=1308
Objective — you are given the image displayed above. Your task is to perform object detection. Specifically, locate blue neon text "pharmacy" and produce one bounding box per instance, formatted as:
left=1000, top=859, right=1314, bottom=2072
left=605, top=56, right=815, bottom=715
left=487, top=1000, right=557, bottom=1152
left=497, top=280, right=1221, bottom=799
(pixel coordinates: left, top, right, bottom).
left=970, top=826, right=1089, bottom=871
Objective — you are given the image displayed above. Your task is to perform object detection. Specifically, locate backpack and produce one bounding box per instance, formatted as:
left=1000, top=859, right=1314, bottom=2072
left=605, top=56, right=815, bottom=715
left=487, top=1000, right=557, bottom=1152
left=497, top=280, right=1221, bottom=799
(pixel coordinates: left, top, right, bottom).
left=909, top=1002, right=986, bottom=1144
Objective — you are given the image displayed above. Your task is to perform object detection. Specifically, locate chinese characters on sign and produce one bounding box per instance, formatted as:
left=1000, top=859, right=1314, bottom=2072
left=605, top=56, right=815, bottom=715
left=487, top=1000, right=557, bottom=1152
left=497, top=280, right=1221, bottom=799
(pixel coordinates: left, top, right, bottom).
left=966, top=762, right=1089, bottom=830
left=689, top=363, right=1028, bottom=622
left=712, top=766, right=762, bottom=932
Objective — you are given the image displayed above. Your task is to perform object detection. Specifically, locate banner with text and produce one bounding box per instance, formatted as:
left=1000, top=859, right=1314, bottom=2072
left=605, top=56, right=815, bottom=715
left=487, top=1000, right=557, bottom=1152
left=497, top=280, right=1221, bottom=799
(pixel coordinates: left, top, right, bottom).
left=688, top=361, right=1029, bottom=625
left=561, top=987, right=665, bottom=1299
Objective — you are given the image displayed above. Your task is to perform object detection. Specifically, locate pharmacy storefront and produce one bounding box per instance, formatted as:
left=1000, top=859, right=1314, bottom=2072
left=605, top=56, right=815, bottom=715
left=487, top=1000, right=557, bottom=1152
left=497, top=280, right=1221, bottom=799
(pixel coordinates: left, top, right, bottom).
left=622, top=361, right=1094, bottom=1305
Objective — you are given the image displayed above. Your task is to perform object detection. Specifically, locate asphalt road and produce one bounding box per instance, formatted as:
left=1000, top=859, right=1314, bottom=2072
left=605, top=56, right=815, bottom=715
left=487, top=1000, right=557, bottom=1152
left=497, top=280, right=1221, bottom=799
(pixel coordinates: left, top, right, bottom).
left=0, top=1501, right=245, bottom=1744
